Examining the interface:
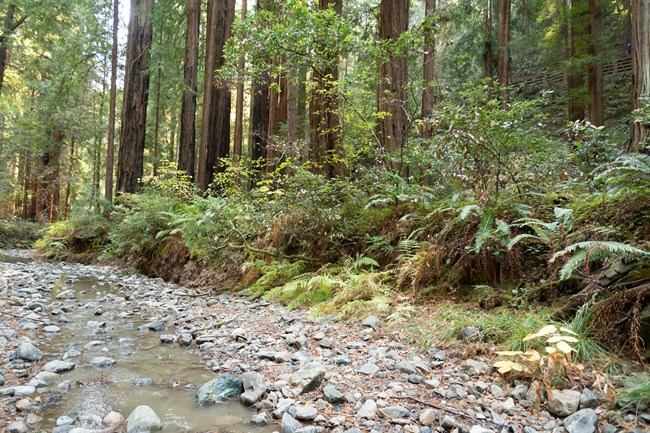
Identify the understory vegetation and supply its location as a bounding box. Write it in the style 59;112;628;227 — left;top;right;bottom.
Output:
33;87;650;374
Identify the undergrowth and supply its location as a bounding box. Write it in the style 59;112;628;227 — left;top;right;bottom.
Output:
31;85;650;364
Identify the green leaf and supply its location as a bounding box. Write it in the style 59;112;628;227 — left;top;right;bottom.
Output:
507;233;537;250
473;210;494;253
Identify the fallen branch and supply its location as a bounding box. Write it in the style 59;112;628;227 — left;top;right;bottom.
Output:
172;290;210;298
396;395;501;428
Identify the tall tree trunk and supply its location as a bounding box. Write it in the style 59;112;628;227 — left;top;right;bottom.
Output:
152;25;164;177
105;0;119;201
178;0;200;180
421;0;436;138
251;74;269;162
117;0;154;194
266;59;280;172
39;127;63;223
587;0;604;126
287;71;298;143
308;0;343;177
233;0;247;162
250;0;269;168
0;4;15;97
64;137;75;220
631;0;650;149
567;0;586;122
378;0;410;173
484;0;495;85
497;0;511;101
198;0;235;192
22;157;30;220
0;3;26;96
14;150;24;216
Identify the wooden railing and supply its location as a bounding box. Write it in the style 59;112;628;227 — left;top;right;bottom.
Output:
512;56;632;88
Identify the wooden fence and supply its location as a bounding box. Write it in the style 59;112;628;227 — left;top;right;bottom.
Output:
512;56;632;89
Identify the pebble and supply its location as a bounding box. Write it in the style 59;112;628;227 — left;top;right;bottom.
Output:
357;399;377;419
359;362;380;375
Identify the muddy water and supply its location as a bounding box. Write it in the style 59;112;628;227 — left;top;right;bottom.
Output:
37;276;276;433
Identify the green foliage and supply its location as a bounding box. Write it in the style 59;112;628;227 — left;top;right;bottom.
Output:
36;210;110;258
257;254;391;317
0;220;41;248
550;241;650;281
618;374;650;411
102;192;179;260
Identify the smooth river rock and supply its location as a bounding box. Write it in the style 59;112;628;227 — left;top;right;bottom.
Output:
42;360;76;373
126;405;163;433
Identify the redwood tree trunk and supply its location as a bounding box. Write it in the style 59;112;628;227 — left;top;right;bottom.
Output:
233;0;247;162
378;0;409;172
64;137;75;220
105;0;119;201
0;4;25;96
484;0;495;84
421;0;436;138
497;0;511;101
631;0;650;149
178;0;200;180
308;0;343;177
197;0;235;192
152;25;164;177
587;0;604;126
567;0;586;122
117;0;154;194
266;59;280;171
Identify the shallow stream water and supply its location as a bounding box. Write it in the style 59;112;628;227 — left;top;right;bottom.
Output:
1;253;276;433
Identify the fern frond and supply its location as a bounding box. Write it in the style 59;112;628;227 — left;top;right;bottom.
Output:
507;233;537;250
473;210;494;253
459;204;481;220
550;241;650;280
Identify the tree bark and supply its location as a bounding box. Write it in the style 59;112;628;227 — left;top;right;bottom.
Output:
497;0;511;101
631;0;650;149
308;0;343;177
567;0;586;122
421;0;436;138
266;59;280;171
105;0;119;201
233;0;247;162
287;70;298;143
484;0;495;85
117;0;154;194
378;0;410;172
0;3;26;97
197;0;235;192
178;0;200;180
64;136;75;220
152;25;163;177
587;0;604;126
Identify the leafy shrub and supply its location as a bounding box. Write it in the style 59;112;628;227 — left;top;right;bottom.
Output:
0;219;41;248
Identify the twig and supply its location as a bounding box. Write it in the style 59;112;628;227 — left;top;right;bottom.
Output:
172;290;210;298
396;395;501;427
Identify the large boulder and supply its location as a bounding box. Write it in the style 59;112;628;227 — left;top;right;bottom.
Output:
289;362;326;394
196;374;244;406
125;405;162;433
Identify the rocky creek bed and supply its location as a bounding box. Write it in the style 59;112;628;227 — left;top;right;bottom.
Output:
0;249;647;433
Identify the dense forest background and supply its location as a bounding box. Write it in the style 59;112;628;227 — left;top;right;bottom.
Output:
0;0;649;366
